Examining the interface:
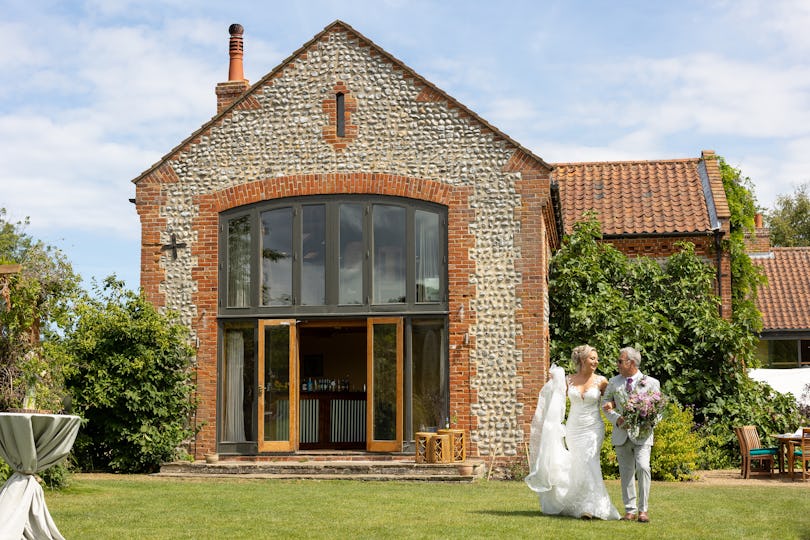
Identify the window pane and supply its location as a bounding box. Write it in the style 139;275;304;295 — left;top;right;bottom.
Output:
373;205;406;304
373;323;397;441
227;216;251;307
415;210;441;303
223;327;256;442
261;208;293;306
339;204;363;305
302;205;325;305
411;320;447;433
264;325;291;441
768;340;799;367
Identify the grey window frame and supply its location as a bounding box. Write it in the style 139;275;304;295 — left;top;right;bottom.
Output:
219;195;448;318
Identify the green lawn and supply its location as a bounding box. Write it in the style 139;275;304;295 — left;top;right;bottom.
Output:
46;475;809;539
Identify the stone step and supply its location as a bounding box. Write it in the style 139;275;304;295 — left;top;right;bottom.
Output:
157;459;484;482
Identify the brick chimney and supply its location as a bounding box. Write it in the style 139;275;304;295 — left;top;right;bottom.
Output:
215;24;250;114
745;212;772;257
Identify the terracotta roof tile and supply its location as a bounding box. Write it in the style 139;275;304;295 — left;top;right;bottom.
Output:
753;248;810;331
552;157;713;236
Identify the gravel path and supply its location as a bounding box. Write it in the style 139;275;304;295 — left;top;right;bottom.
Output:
692;468;810;487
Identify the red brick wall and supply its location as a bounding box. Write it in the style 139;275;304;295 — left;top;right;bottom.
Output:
138;171;489;457
504;149;554;449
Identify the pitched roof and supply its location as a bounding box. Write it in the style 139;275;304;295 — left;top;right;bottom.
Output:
133;20;551;184
752;247;810;332
552;153;725;236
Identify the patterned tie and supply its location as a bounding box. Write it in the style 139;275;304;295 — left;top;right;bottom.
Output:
625;377;633;393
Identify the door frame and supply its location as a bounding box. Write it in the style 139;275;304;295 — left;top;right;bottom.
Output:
257;319;298;452
366;317;404;452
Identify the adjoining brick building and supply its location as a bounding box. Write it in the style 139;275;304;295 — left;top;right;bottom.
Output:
132;21;732;461
552;153;732;320
746;216;810;367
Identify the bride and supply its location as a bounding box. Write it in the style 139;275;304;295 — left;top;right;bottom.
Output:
525;345;620;520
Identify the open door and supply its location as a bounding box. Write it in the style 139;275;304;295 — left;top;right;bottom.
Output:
366;317;403;452
258;319;298;452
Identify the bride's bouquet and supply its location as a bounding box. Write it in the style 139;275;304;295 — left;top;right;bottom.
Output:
622;379;667;440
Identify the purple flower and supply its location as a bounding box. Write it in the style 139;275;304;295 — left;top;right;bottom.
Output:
622;386;667;439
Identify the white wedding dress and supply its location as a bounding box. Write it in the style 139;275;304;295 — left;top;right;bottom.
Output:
525;365;620;520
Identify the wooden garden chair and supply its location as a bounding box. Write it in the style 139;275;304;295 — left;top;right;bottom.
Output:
789;427;810;481
734;425;776;479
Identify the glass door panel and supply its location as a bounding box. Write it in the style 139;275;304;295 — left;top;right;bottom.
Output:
258;320;298;452
366;317;403;451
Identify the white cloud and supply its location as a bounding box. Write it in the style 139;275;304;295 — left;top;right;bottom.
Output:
730;0;810;56
578;53;810;141
0;113;151;235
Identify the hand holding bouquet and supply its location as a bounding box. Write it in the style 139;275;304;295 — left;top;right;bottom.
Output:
622;379;666;440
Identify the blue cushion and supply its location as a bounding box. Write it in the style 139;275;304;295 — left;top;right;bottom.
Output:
750;448;777;456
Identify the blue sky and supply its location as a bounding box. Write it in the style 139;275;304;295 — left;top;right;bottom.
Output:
2;0;809;292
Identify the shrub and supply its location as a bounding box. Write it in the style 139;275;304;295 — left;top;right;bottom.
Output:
0;209;82;412
39;461;72;490
0;456;10;483
650;403;699;480
695;429;736;470
0;456;72;490
600;419;619;479
62;277;197;473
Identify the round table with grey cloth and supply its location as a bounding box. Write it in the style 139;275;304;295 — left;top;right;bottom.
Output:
0;412;81;540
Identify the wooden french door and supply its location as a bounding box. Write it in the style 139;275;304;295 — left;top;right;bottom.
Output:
257;319;298;452
366;317;403;452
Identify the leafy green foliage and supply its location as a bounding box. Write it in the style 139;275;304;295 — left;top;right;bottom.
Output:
767;182;810;247
650;403;700;480
61;277;197;473
717;158;766;344
0;208;82;411
550;216;801;465
0;456;72;489
599;419;619;479
0;456;10;482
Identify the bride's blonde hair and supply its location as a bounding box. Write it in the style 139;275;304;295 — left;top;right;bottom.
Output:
571;344;595;370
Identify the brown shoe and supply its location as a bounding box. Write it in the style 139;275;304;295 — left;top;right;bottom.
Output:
638;512;649;523
620;512;637;521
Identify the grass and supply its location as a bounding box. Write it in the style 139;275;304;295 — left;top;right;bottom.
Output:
46;474;810;540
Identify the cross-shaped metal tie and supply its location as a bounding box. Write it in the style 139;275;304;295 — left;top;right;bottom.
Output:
160;233;187;260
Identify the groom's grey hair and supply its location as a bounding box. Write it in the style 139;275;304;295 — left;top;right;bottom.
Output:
619;346;641;368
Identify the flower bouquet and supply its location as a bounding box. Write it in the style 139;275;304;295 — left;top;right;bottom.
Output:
622;383;667;441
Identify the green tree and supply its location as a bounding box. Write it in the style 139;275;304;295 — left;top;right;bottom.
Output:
549;217;801;463
767;182;810;247
61;277;197;473
0;208;82;411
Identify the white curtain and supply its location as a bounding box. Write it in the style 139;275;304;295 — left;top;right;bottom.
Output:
227;217;251;307
223;331;246;441
417;212;440;302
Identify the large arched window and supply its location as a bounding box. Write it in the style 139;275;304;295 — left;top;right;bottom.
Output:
219;196;448;316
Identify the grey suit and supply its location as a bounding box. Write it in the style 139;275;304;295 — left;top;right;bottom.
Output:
602;372;660;514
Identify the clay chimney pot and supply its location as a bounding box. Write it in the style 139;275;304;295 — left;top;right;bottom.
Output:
228;23;245;81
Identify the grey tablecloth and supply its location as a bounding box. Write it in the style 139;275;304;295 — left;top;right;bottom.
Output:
0;412;81;540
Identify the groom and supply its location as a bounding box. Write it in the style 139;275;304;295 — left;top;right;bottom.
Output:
602;347;660;523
